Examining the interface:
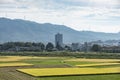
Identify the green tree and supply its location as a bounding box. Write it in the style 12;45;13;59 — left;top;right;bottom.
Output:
65;45;71;51
32;42;38;47
37;42;45;51
40;43;45;51
2;42;15;50
25;42;32;47
14;42;25;47
91;44;101;52
46;42;54;51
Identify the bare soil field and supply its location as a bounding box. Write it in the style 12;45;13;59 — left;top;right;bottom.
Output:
0;66;36;80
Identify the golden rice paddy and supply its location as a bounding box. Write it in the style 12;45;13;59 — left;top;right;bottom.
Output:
0;63;33;67
0;56;120;78
0;56;37;61
65;58;120;62
76;63;120;67
0;56;66;62
17;67;120;77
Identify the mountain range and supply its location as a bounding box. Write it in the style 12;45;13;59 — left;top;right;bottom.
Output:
0;18;120;44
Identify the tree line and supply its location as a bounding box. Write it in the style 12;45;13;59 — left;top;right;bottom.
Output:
0;42;104;52
0;42;119;53
0;42;63;52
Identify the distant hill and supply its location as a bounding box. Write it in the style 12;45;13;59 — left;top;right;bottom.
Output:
0;18;120;44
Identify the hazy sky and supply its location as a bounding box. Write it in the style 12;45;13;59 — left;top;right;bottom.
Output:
0;0;120;33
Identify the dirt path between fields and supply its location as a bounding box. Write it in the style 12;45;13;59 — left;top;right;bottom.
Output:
0;64;71;80
0;66;36;80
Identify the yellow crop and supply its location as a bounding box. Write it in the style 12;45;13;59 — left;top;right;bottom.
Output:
65;58;120;62
76;63;120;67
17;67;120;77
0;63;33;67
0;56;64;62
0;56;38;62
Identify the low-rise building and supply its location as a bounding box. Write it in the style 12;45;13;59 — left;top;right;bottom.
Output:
71;43;79;51
101;46;120;53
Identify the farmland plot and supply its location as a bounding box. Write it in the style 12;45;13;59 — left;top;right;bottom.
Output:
76;63;120;67
0;63;33;67
18;67;120;77
65;58;120;62
0;56;120;80
0;56;38;62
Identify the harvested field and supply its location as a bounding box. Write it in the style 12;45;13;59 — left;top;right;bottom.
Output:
0;67;36;80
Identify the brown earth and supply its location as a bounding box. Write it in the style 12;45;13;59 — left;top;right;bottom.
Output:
0;66;36;80
0;64;71;80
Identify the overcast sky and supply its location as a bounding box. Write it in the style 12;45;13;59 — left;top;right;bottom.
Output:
0;0;120;33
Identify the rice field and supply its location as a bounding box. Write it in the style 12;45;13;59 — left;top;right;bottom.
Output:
0;63;33;67
0;56;38;62
76;63;120;67
65;58;120;62
0;56;120;80
17;67;120;77
36;74;120;80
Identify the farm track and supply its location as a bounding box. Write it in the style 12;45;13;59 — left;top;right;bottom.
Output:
0;66;36;80
0;64;71;80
